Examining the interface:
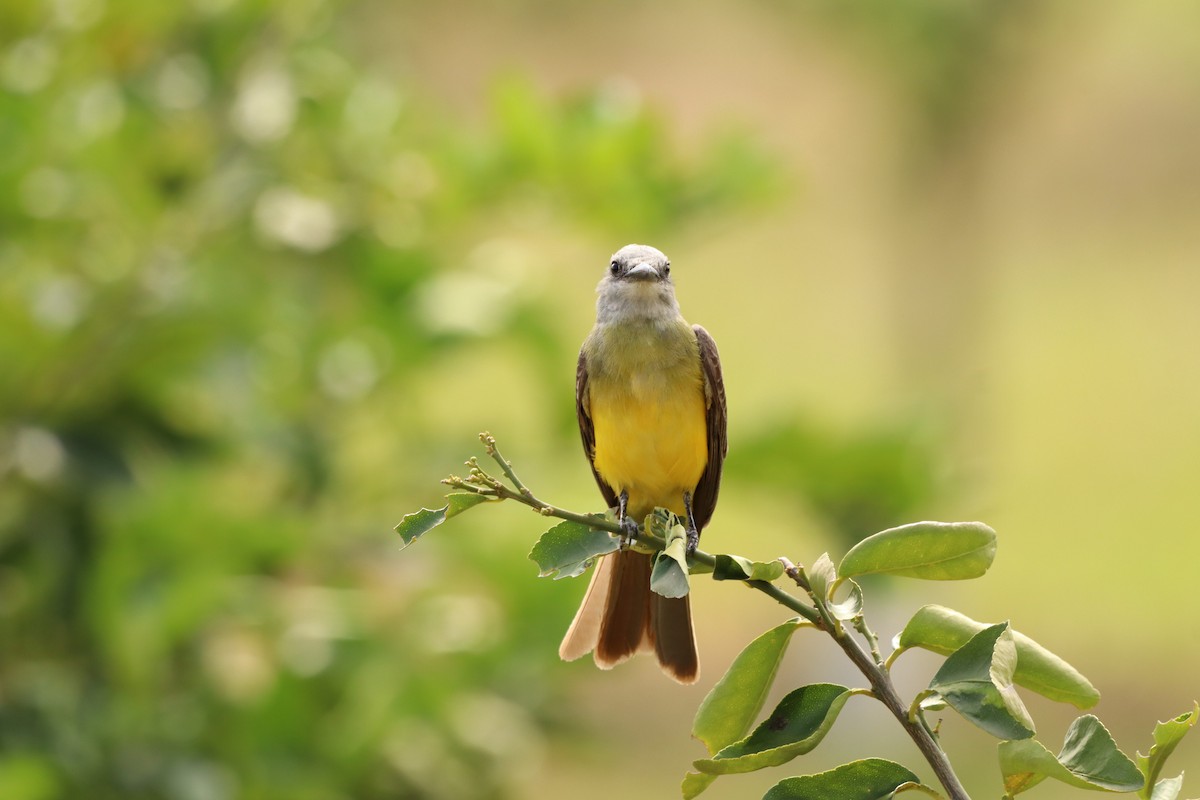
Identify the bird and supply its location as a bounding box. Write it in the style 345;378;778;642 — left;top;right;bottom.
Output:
559;243;727;684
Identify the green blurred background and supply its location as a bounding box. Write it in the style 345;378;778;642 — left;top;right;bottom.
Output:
3;0;1198;797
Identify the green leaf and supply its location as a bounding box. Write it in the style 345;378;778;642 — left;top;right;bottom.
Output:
711;554;785;582
763;759;923;800
445;491;492;518
692;619;806;755
651;523;691;598
681;771;717;800
827;579;863;621
644;507;676;538
394;492;496;551
1000;715;1144;795
896;604;1100;709
693;684;854;775
1149;774;1184;800
805;553;862;621
1137;703;1199;799
929;622;1035;740
1057;715;1144;792
807;552;838;597
839;521;996;581
685;619;807;798
527;519;618;579
395;505;448;550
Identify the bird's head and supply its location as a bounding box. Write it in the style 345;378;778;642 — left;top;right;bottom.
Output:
606;243;671;284
595;244;678;323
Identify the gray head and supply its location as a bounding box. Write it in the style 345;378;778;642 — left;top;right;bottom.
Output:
595;243;679;323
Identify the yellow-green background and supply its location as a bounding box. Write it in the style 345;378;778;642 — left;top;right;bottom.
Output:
2;0;1198;798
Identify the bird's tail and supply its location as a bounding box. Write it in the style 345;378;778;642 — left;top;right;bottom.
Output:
558;549;698;684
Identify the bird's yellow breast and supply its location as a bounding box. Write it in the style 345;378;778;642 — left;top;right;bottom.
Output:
588;358;708;519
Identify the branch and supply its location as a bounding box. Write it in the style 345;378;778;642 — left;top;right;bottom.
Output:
448;434;825;625
444;433;967;800
779;553;968;800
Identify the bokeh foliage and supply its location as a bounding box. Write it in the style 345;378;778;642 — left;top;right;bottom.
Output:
0;1;788;798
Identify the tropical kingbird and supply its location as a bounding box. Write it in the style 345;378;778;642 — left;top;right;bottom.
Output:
559;243;727;684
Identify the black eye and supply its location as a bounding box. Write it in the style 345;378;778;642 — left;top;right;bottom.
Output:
664;262;670;275
609;260;619;275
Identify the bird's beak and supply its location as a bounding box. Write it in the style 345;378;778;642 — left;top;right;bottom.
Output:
625;263;660;281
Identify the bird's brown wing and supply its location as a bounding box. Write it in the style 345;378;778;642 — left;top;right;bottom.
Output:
576;349;619;510
691;325;727;531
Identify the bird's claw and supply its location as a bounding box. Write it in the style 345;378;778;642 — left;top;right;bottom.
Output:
682;491;700;556
618;515;639;550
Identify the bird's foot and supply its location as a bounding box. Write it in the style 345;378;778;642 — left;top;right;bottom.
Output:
618;514;639;549
682;491;700;555
616;489;639;549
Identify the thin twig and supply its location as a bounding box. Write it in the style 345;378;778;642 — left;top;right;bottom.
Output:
480;431;537;500
448;464;822;627
854;615;885;666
